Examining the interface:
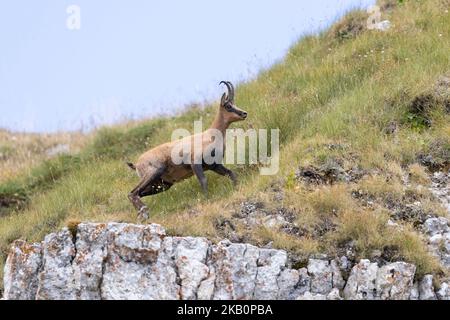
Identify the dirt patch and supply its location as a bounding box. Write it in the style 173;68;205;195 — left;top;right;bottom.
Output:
418;138;449;171
296;161;366;185
383;121;398;135
0;194;27;217
370;245;403;266
236;201;265;218
312;218;337;238
390;203;430;228
221;201;309;240
226;199;339;243
214;217;244;243
335;240;358;265
234;201;297;230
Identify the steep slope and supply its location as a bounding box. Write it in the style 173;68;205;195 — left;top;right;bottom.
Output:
0;0;449;292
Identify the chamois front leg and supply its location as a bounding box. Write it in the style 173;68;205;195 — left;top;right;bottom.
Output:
191;163;208;195
209;164;237;186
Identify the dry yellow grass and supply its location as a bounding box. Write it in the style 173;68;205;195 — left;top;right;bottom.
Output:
358;174;404;202
0;129;86;183
408;163;431;185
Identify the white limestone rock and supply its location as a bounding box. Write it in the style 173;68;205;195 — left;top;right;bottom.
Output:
209;241;259;300
419;275;437;300
423;217;449;236
436;282;450;300
36;229;77;300
1;222;437;301
3;240;42;300
307;259;332;294
409;281;419;300
100;224;178;300
173;236;210;300
343;259;379;300
376;262;416;300
254;248;287;299
73;223;109;300
296;291;327;300
327;288;343;300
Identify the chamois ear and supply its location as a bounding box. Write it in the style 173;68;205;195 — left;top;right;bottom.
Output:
220;92;228;107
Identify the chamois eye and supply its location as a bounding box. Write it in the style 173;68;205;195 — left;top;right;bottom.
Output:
225;104;232;111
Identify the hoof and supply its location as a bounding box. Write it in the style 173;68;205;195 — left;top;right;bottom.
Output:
137;206;150;220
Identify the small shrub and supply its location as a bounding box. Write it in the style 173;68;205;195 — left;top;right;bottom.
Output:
66;219;81;239
285;171;297;190
332;209;388;255
0;181;27;216
306;185;353;216
329;10;367;42
386;228;441;277
408;163;430;185
418;137;450;170
403;81;450;130
404;94;437;129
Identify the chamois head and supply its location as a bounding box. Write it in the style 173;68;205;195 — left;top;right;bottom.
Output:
219;81;247;123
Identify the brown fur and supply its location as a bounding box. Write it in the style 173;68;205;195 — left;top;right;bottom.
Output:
127;81;247;219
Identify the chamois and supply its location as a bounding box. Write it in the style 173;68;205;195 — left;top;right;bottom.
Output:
127;81;247;219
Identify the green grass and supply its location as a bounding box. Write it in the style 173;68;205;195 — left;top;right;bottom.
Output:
1;0;450;288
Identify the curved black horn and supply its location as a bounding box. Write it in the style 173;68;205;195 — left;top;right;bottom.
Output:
219;81;234;102
227;81;235;102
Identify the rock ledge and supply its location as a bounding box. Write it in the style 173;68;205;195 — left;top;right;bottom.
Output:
3;222;449;300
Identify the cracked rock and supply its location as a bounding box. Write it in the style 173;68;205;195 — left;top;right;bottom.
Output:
376;262;416;300
343;260;416;300
0;222;442;300
36;229;76;300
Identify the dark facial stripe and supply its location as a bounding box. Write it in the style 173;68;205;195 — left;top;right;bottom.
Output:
224;103;246;118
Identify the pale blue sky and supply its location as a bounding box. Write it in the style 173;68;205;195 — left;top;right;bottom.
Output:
0;0;375;133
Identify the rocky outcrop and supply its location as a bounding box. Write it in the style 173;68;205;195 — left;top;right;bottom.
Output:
343;260;416;300
423;216;450;269
430;171;449;214
3;222;450;300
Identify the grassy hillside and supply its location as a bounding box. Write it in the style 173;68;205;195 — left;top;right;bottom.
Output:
0;0;449;288
0;130;86;184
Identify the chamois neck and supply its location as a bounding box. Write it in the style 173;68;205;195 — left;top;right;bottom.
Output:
210;110;230;134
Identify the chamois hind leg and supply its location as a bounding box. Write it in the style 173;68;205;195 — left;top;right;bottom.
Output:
209;164;237;186
139;179;173;196
128;166;166;219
